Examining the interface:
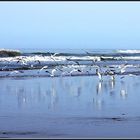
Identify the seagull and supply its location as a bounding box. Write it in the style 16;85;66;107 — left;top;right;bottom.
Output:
118;64;128;74
50;69;57;77
110;74;115;81
47;52;59;61
45;69;56;77
106;70;115;81
10;70;20;74
69;68;82;76
39;66;48;72
7;70;24;76
16;58;27;65
47;52;59;57
128;73;136;77
82;50;99;65
96;68;103;81
52;53;60;57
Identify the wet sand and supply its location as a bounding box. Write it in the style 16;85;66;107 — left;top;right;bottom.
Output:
0;75;140;138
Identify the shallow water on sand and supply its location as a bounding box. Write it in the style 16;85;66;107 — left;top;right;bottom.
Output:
0;75;140;138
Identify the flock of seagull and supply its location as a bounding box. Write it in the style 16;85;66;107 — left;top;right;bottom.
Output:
0;51;137;80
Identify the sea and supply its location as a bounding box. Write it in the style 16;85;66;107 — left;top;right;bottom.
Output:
1;48;140;77
0;49;140;138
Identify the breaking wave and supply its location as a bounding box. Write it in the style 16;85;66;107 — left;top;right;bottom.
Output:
117;49;140;54
0;49;140;77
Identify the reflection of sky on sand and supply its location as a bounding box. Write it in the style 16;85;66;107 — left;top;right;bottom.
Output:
0;75;140;117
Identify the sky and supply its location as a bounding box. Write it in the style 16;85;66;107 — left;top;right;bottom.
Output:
0;2;140;50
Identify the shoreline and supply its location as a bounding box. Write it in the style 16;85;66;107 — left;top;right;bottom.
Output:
0;75;140;138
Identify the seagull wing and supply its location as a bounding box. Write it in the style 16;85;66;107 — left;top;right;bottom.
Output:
40;66;48;71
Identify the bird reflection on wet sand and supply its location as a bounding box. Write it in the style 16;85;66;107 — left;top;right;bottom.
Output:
0;76;137;110
0;75;140;138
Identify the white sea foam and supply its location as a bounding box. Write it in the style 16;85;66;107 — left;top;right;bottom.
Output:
117;50;140;53
0;50;140;77
0;55;101;66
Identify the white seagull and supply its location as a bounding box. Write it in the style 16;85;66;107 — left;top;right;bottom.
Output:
7;70;24;76
39;66;48;72
118;64;128;74
50;69;57;77
106;70;115;81
96;68;103;81
69;69;82;76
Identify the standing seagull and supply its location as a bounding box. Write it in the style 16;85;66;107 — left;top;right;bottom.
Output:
96;68;103;81
50;68;57;77
45;69;56;77
106;70;115;81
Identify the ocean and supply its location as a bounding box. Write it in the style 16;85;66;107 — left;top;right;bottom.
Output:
1;49;140;77
0;49;140;138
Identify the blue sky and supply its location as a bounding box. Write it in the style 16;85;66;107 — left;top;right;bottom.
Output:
0;2;140;50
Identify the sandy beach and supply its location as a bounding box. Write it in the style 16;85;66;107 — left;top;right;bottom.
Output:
0;75;140;138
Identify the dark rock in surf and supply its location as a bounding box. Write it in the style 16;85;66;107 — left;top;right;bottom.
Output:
0;49;21;57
